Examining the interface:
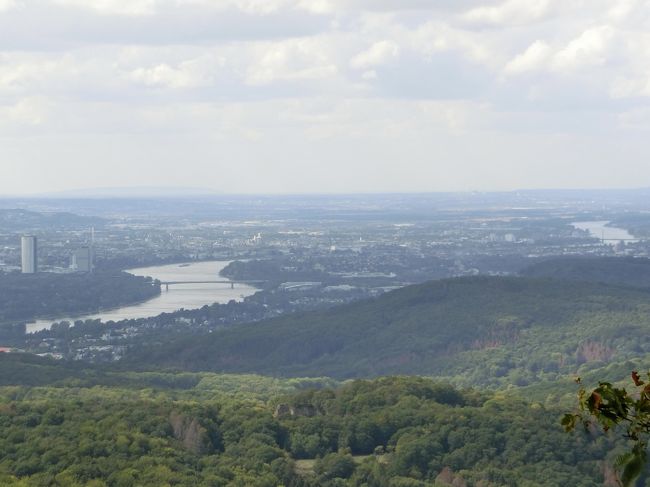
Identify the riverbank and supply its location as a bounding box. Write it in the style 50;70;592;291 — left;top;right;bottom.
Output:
571;220;639;244
26;261;257;333
0;271;161;336
24;294;160;334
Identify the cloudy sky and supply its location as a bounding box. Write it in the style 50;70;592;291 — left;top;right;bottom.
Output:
1;0;650;194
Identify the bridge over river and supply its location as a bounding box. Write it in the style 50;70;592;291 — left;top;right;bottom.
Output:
160;280;266;290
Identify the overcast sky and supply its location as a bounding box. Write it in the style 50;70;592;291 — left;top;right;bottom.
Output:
1;0;649;195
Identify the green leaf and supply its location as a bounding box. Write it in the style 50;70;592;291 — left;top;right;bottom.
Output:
620;453;644;487
561;414;578;432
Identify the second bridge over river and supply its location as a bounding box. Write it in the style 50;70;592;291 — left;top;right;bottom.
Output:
160;280;266;291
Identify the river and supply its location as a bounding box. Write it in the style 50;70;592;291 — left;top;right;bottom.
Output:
572;221;638;244
26;261;257;333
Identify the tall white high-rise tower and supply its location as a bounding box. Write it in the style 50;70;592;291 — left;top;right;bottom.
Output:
21;236;37;274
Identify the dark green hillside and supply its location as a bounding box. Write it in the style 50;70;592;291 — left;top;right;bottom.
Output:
129;276;650;386
522;256;650;289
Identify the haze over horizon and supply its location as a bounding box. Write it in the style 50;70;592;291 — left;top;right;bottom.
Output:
4;185;650;199
2;0;650;194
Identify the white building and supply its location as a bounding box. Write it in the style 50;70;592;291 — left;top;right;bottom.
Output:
71;247;93;272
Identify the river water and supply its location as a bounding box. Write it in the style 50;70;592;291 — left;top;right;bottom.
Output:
572;221;638;244
26;261;257;333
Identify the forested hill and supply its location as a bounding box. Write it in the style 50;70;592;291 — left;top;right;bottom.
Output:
521;256;650;289
129;276;650;386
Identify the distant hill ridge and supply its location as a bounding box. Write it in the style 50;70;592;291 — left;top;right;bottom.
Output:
0;208;104;231
521;256;650;289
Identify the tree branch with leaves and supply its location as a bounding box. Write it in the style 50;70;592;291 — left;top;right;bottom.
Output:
563;372;650;487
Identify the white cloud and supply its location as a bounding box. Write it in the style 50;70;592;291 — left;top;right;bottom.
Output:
611;74;650;98
131;63;201;88
53;0;157;16
175;0;334;15
297;0;333;14
503;26;617;77
409;22;496;67
618;106;650;129
49;0;335;17
0;55;75;93
130;55;225;89
0;97;51;126
328;0;502;13
177;0;288;15
607;0;646;22
350;40;400;70
0;0;17;13
245;39;339;85
551;26;615;71
504;41;551;75
463;0;553;26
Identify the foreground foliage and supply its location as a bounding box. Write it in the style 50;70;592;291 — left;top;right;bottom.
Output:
0;362;623;487
564;372;650;487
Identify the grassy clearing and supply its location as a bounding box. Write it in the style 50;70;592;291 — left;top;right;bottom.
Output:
294;455;387;476
294;459;317;476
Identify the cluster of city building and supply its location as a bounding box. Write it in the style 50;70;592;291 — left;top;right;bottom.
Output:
19;235;93;274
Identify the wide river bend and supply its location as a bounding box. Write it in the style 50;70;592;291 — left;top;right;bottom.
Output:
26;261;256;333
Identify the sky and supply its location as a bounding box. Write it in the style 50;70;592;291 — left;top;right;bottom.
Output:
1;0;650;195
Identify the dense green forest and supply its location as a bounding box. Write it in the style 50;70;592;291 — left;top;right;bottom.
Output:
0;355;630;486
126;276;650;390
0;271;160;325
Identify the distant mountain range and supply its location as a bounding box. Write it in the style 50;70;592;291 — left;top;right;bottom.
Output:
30;186;223;199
